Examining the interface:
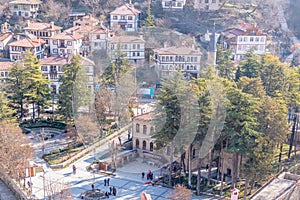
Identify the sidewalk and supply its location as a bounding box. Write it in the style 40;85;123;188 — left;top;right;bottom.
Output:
0;180;17;200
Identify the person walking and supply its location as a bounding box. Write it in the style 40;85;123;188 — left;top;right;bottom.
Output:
104;179;107;186
112;186;117;196
109;186;112;194
91;184;94;191
107;178;110;186
73;165;76;175
142;172;145;179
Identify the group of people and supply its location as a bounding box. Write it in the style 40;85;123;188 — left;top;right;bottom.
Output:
104;178;117;198
142;170;154;181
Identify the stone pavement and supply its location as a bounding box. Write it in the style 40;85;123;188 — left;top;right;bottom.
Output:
0;180;17;200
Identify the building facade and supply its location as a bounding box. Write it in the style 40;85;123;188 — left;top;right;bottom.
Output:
221;24;267;62
9;0;41;18
23;21;62;44
7;35;45;61
194;0;221;11
107;35;145;64
49;31;83;56
110;3;141;32
0;62;13;84
153;46;202;79
40;56;94;94
162;0;186;10
0;32;13;58
73;14;99;27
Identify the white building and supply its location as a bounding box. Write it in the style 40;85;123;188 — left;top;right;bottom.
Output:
110;3;141;32
40;56;94;94
23;21;62;45
73;14;99;27
49;31;83;56
162;0;186;10
0;32;13;58
0;62;13;84
9;0;41;18
7;35;45;61
194;0;221;11
221;24;267;62
107;35;145;64
153;46;202;79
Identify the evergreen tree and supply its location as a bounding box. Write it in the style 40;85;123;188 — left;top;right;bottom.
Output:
57;55;91;120
143;0;155;28
238;51;262;79
216;45;236;80
0;91;15;122
23;51;51;119
6;61;31;121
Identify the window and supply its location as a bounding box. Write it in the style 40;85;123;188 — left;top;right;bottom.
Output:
136;123;140;133
128;16;133;20
136;139;139;148
243;37;248;42
96;35;100;39
150;142;154;152
261;37;265;42
205;0;209;3
192;148;196;158
143;125;147;135
53;49;58;53
113;16;117;20
67;41;72;46
41;66;47;71
255;37;259;42
121;16;125;20
142;141;146;150
132;44;136;49
194;57;197;62
150;127;154;134
127;24;133;28
133;52;136;56
94;42;98;47
53;40;58;45
123;44;128;49
250;37;254;42
177;2;182;7
212;0;216;3
137;44;140;49
67;49;72;54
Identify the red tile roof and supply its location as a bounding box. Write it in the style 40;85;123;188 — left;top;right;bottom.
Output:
51;31;83;40
8;36;45;48
0;32;13;41
0;62;13;70
73;15;99;24
133;112;153;121
110;4;141;15
9;0;41;4
24;22;62;31
40;56;71;66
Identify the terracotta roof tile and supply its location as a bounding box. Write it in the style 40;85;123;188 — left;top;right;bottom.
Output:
133;112;153;121
108;35;144;43
0;32;13;41
40;56;70;66
0;62;13;70
51;31;83;40
110;4;141;15
73;15;99;23
8;36;45;48
154;46;202;55
24;22;62;31
9;0;41;4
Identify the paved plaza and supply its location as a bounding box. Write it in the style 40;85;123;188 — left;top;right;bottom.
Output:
25;130;218;200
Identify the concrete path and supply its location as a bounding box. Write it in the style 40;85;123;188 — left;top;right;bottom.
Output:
0;180;17;200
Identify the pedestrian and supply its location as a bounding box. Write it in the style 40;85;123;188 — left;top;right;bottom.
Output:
142;172;145;179
112;186;117;196
206;164;209;171
27;181;30;188
73;165;76;175
109;186;112;195
91;184;94;191
104;179;107;186
146;173;150;180
107;178;110;186
150;172;153;181
118;136;121;144
105;191;109;198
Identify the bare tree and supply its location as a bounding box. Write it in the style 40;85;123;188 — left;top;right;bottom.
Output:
167;184;193;200
0;123;34;181
45;178;72;200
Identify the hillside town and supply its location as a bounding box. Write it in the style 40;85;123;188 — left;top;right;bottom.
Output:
0;0;300;200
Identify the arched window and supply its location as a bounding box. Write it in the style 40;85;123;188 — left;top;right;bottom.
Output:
150;127;154;134
142;141;147;150
192;148;196;159
136;123;140;133
143;125;147;135
150;142;154;152
136;139;139;148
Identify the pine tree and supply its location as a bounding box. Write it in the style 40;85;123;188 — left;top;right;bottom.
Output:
143;0;155;28
0;91;15;122
238;51;262;79
216;45;236;80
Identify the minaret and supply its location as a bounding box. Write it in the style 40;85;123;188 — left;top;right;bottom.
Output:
207;23;217;68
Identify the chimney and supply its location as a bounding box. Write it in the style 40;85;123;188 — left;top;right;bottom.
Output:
50;21;54;30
